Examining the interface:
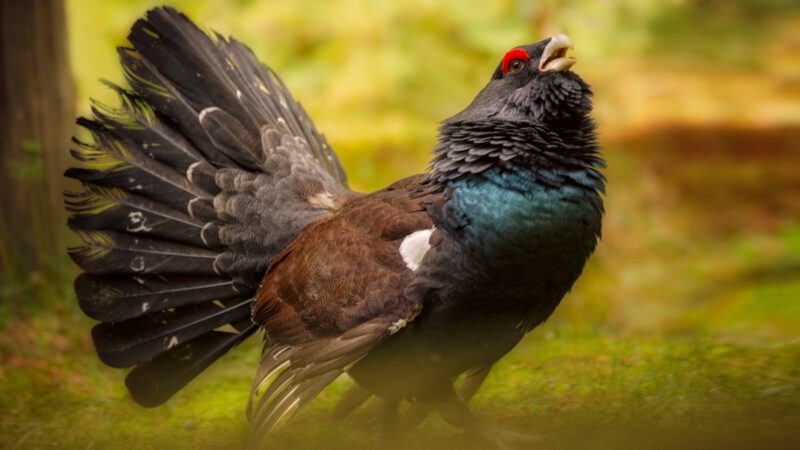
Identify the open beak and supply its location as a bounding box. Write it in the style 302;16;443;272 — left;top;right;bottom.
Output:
539;34;576;72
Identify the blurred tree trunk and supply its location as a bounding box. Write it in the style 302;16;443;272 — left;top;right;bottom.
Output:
0;0;75;276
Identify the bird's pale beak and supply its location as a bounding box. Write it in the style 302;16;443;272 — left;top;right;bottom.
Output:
539;34;576;72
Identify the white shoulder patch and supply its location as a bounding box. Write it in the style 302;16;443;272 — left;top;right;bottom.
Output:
399;228;433;271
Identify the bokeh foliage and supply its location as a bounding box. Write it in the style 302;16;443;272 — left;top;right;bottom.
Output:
1;0;799;449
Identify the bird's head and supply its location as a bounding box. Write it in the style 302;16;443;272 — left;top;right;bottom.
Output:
447;35;592;127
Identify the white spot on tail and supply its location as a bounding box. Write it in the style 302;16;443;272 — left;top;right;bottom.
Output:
167;336;179;349
142;302;150;313
187;197;207;220
236;89;242;99
186;161;202;183
307;191;336;210
399;228;433;271
198;107;220;124
127;211;153;232
130;256;146;272
200;222;216;247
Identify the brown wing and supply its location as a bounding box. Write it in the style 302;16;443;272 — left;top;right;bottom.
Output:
246;174;440;443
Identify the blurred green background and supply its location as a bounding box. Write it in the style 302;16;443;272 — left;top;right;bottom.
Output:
1;0;799;449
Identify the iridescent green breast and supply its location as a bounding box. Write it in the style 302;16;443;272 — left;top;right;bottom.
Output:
438;167;603;286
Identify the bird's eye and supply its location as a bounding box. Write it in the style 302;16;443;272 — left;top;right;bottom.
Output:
508;59;525;74
500;48;530;77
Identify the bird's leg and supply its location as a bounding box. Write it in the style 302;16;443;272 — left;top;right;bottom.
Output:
429;385;546;450
380;398;401;444
331;384;372;421
458;364;493;402
399;400;431;434
399;364;494;433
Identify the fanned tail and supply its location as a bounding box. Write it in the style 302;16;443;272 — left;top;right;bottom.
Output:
66;7;348;407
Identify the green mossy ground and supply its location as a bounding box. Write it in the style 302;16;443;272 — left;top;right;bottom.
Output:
2;299;798;449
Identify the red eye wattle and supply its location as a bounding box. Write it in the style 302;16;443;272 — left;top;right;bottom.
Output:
501;48;529;77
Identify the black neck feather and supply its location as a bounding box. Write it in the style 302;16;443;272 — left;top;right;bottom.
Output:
427;117;602;187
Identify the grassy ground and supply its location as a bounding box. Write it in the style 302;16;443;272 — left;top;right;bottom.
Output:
2;290;798;450
2;1;800;449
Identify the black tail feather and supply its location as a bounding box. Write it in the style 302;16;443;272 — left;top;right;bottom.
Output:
126;323;258;407
65;186;207;248
68;118;209;211
117;46;233;167
128;10;262;141
198;107;262;171
69;231;218;275
92;300;252;368
75;274;238;322
185;160;220;194
92;82;204;172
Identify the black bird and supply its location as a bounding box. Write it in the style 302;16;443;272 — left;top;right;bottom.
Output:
66;7;604;448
